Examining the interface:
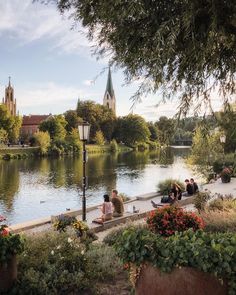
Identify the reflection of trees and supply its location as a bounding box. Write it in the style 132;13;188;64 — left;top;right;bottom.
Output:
158;147;174;165
0;161;20;209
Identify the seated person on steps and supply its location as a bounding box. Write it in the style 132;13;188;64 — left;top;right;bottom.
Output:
151;183;182;208
111;189;124;217
182;179;194;197
190;178;199;194
93;194;113;223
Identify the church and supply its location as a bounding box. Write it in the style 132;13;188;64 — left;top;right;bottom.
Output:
1;68;116;138
103;67;116;114
2;77;17;117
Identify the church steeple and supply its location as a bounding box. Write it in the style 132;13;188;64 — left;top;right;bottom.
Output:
4;77;17;116
103;67;116;114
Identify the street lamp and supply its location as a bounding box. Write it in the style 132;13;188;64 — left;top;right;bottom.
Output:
220;133;226;166
78;122;90;221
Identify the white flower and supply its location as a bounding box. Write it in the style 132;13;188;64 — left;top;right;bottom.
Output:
81;250;85;255
51;250;55;255
56;245;61;249
67;237;73;243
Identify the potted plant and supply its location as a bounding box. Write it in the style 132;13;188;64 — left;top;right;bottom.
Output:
221;167;232;183
0;215;24;292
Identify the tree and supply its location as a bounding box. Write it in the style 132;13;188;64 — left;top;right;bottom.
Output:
114;114;150;146
8;115;22;143
147;122;158;141
66;128;82;152
94;130;105;145
34;131;51;155
64;110;82;132
39;115;67;140
216;107;236;153
76;100;116;141
155;117;175;145
0;128;8;144
0;104;22;143
53;0;236;114
189;126;223;166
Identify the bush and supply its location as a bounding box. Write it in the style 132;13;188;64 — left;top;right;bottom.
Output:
103;223;147;246
147;141;160;150
2;153;12;160
137;142;149;151
157;178;185;194
193;191;212;212
94;130;105;145
110;139;118;152
9;231;125;295
146;206;204;236
201;210;236;233
114;228;236;294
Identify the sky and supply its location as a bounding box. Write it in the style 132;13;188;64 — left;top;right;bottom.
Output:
0;0;226;120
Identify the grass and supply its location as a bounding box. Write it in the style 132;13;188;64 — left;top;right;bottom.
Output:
86;144;132;154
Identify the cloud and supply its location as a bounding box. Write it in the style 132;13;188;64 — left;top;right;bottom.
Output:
83;80;95;86
10;82;103;115
0;0;92;55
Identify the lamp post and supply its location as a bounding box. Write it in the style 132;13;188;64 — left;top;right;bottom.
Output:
78;122;90;221
220;133;226;167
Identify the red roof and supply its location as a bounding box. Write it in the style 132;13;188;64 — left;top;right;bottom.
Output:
22;115;51;126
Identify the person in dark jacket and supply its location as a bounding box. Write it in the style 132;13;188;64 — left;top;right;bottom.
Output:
190;178;199;194
182;179;194;196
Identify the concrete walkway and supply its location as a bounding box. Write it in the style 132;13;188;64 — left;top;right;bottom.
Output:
202;177;236;196
10;177;236;235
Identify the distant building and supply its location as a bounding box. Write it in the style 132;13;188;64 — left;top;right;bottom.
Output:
21;115;52;137
103;67;116;114
2;77;17;116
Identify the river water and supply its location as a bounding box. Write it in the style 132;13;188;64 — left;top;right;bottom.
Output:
0;147;198;225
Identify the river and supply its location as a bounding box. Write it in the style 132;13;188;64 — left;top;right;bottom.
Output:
0;147;198;225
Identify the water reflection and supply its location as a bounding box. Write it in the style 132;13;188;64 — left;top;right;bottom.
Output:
0;147;193;224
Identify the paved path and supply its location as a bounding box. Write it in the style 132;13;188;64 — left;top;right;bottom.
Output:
11;177;236;235
202;177;236;196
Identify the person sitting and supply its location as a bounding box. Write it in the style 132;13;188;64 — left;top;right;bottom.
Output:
190;178;199;194
151;183;181;207
182;179;194;197
111;189;124;217
93;194;113;224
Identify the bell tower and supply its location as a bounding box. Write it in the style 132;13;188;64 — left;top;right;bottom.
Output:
3;77;16;116
103;67;116;114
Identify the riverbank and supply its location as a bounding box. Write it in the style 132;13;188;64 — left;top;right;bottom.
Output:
0;147;39;160
0;144;132;160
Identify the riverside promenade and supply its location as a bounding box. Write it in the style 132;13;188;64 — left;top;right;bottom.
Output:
10;178;236;235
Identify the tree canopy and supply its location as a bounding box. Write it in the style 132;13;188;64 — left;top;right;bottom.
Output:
47;0;236;115
0;104;22;143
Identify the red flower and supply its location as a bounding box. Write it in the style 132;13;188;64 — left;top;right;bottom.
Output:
1;227;10;237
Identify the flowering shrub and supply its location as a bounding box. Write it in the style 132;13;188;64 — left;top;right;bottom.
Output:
146;206;204;236
53;215;88;237
0;215;24;264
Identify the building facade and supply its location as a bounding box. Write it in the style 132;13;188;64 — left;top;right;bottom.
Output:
2;77;17;116
21;115;52;137
103;67;116;114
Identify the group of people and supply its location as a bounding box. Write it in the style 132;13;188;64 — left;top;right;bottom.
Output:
152;178;199;207
94;189;124;223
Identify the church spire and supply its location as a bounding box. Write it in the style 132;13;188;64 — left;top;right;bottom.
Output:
103;67;116;114
105;67;114;98
8;76;11;87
